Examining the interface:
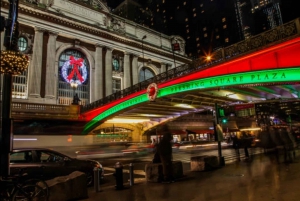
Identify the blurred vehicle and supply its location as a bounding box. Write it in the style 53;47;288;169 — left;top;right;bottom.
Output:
10;148;103;186
122;144;152;156
172;141;193;149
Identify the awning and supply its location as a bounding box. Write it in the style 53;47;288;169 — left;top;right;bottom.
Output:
169;130;187;135
189;130;214;134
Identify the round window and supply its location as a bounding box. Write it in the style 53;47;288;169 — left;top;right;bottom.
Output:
18;37;28;52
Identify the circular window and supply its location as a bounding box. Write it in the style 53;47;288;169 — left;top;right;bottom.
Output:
112;58;120;71
18;37;28;52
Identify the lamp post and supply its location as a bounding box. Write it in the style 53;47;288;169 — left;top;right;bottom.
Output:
1;0;29;177
141;35;146;81
70;82;79;105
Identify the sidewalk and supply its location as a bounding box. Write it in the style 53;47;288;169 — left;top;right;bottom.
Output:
82;151;300;201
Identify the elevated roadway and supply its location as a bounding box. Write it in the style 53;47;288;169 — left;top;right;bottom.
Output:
80;18;300;135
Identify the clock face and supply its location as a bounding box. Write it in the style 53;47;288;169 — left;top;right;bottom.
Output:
112;59;119;71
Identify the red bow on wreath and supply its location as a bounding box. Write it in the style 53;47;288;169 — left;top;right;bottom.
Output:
67;56;84;82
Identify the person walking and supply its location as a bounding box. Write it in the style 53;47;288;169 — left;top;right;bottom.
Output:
157;124;174;183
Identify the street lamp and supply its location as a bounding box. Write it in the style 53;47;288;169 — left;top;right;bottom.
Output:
141;35;147;81
1;0;29;177
70;82;79;105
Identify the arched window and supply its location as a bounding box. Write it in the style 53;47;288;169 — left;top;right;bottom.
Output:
139;67;155;82
58;49;90;105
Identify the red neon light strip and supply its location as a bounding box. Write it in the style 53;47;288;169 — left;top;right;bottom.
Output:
81;37;300;121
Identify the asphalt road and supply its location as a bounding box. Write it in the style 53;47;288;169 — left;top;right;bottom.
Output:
49;143;264;188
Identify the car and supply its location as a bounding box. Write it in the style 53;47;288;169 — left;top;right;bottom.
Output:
9;148;103;186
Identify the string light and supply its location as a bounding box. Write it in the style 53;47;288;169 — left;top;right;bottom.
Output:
0;50;29;75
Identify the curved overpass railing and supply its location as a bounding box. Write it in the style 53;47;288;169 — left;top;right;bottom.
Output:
81;18;300;113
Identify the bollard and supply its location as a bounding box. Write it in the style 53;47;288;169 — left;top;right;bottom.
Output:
129;163;134;186
114;162;124;190
93;167;100;192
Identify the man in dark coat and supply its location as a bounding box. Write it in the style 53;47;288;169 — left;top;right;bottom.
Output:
157;124;174;183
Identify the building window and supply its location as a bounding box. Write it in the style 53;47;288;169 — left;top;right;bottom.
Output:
12;71;27;99
223;24;227;29
112;78;121;93
222;17;226;22
18;37;28;52
203;27;207;31
216;35;220;39
225;38;229;43
139;67;155;82
58;49;90;105
204;33;207;37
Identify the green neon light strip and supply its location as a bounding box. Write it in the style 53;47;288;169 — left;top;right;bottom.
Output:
84;67;300;133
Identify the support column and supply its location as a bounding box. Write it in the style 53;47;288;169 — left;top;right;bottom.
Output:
0;30;5;51
28;27;45;98
94;44;103;101
132;55;138;85
123;52;131;89
45;31;58;100
160;63;167;73
105;47;113;96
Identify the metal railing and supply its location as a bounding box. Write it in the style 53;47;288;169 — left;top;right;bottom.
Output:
81;18;300;113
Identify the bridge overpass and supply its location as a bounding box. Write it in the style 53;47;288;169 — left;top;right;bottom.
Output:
79;18;300;137
8;18;300;142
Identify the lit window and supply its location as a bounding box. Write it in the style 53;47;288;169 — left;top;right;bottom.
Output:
216;35;219;39
196;37;199;41
223;24;227;29
183;2;186;5
204;33;207;37
200;4;203;7
58;49;90;105
170;16;173;19
157;9;159;12
197;43;200;47
177;6;179;9
18;37;28;52
193;8;196;11
225;38;229;42
185;18;188;22
203;27;206;31
186;24;189;27
163;10;165;13
201;10;204;13
222;18;226;22
186;29;189;33
162;0;165;3
193;13;197;17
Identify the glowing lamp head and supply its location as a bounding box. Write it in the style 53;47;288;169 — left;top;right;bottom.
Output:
206;55;211;61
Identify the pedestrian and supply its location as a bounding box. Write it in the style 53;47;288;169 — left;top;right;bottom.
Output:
157;124;174;183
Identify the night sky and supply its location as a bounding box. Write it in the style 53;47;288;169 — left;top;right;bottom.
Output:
106;0;124;9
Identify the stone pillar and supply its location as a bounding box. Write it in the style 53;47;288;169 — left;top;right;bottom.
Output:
45;31;58;99
160;63;167;73
0;30;5;51
132;55;138;85
105;47;113;96
123;52;131;89
28;27;45;98
94;44;103;101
